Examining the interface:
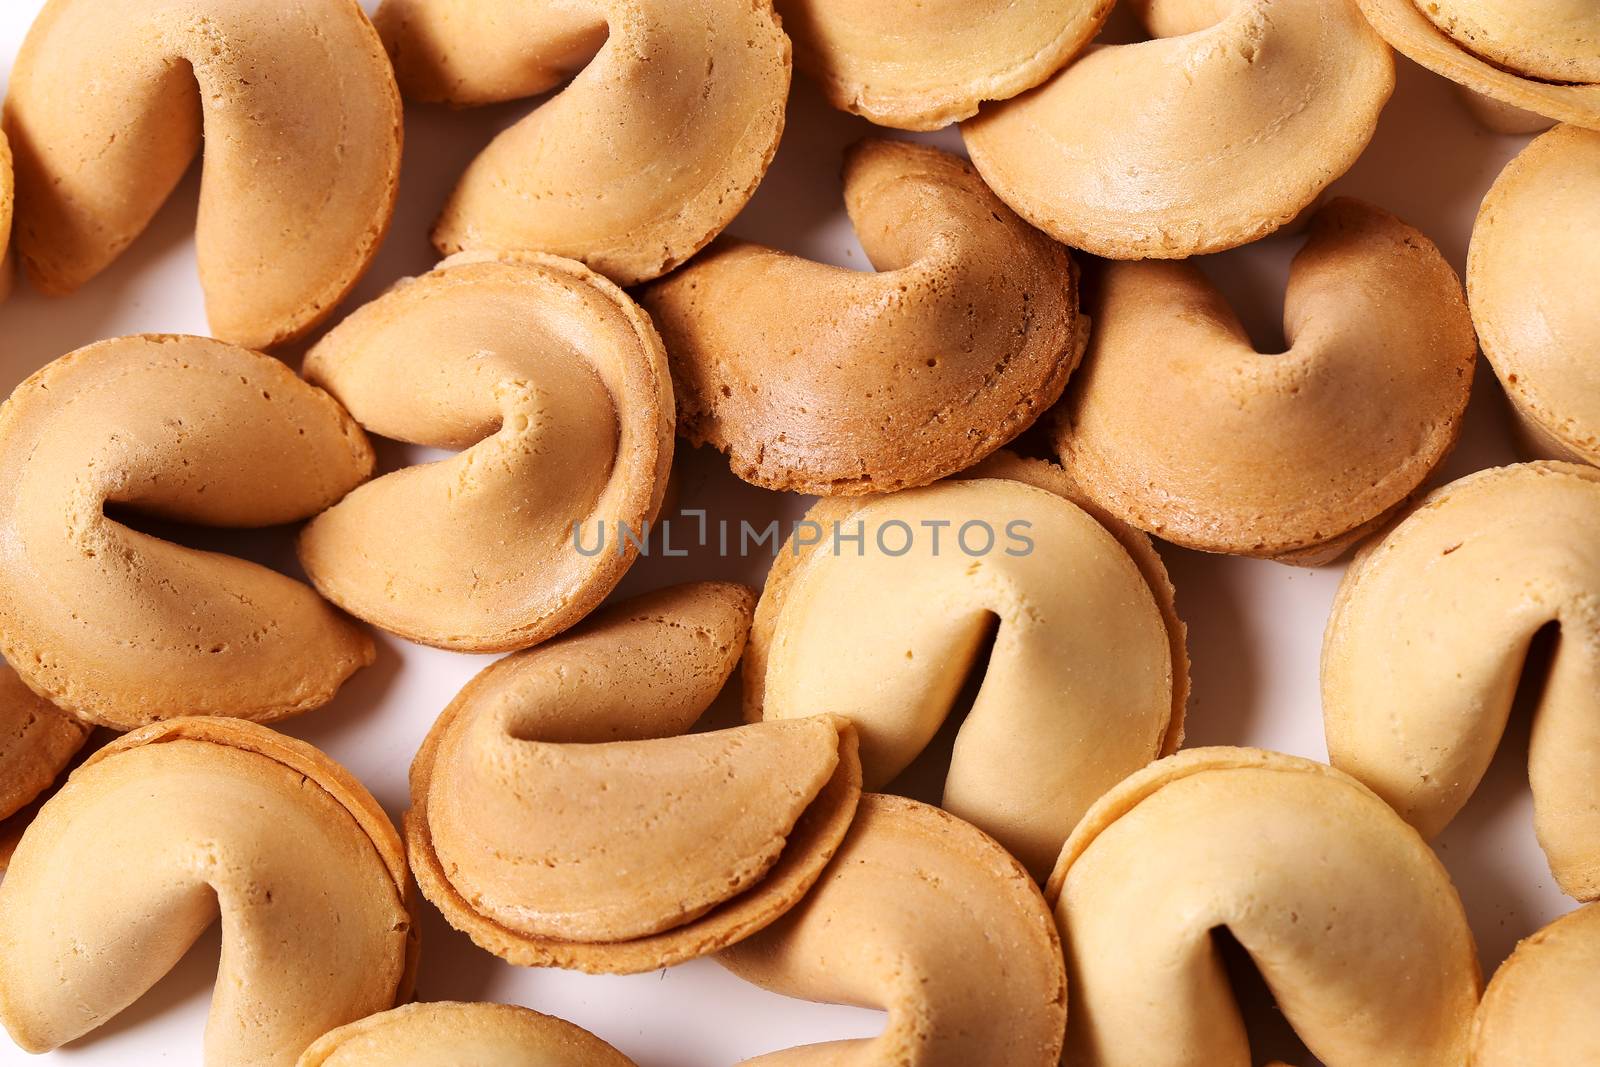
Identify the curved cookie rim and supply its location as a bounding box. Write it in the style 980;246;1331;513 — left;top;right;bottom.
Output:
406;708;863;975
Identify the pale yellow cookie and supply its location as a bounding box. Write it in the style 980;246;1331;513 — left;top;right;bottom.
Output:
962;450;1190;748
640;141;1082;496
299;253;672;653
0;718;414;1067
1359;0;1600;128
964;0;1394;258
299;1003;636;1067
1472;904;1600;1066
1050;747;1481;1067
1470;126;1600;466
721;794;1066;1066
746;474;1181;878
778;0;1113;130
1054;199;1476;562
408;583;863;974
1;0;402;348
0;335;375;729
374;0;789;285
1324;462;1600;900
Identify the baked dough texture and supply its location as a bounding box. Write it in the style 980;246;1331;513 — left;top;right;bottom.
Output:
1049;747;1481;1067
0;718;414;1066
299;1002;636;1067
0;661;88;866
1471;904;1600;1065
963;450;1192;743
1470;125;1600;465
1359;0;1600;128
408;582;863;974
963;0;1394;258
640;140;1082;496
720;794;1067;1066
373;0;789;285
0;335;375;729
1054;198;1476;562
1422;0;1600;83
746;473;1182;878
299;253;673;653
1;0;403;349
1324;462;1600;900
777;0;1113;130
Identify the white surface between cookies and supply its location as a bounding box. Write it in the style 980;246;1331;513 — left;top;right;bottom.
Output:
0;3;1571;1065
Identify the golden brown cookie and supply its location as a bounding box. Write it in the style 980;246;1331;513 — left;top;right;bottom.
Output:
408;582;863;974
963;0;1393;259
1359;0;1600;129
746;473;1182;878
778;0;1113;129
1422;0;1600;83
299;253;673;653
1;0;403;348
299;1003;636;1067
0;335;375;729
0;718;414;1067
1324;462;1600;900
1053;198;1476;562
1050;747;1481;1067
720;794;1066;1066
374;0;789;285
641;140;1081;497
1470;126;1600;466
1472;904;1600;1066
0;662;88;867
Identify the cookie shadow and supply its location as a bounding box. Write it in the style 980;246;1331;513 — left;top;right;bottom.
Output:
1156;546;1265;749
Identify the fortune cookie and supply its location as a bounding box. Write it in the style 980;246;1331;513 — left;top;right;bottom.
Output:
777;0;1114;130
1050;747;1481;1067
2;0;403;348
0;718;414;1066
1324;462;1600;900
1470;125;1600;465
298;253;673;653
0;336;375;729
407;582;863;974
0;662;88;868
299;1003;636;1067
720;794;1066;1066
746;472;1182;878
1357;0;1600;129
641;140;1082;496
1471;904;1600;1066
373;0;789;285
962;450;1192;731
1054;198;1476;562
963;0;1394;258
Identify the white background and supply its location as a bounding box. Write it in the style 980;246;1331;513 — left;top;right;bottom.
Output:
0;4;1572;1064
